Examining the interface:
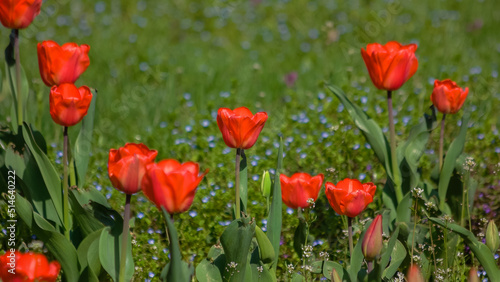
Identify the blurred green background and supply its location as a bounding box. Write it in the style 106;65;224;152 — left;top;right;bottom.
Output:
1;0;499;280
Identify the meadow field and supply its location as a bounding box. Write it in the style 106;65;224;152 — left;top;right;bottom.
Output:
1;0;499;280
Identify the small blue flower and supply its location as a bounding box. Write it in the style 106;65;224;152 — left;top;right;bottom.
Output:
189;211;197;218
148;239;155;244
286;208;294;215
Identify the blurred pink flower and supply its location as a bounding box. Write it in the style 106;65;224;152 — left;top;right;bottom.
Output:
284;72;298;88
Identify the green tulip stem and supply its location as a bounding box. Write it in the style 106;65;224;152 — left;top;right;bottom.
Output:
439;114;446;172
62;126;70;240
348;217;353;258
411;196;418;265
13;29;23;126
119;194;132;282
235;148;242;219
387;91;402;203
428;220;438;272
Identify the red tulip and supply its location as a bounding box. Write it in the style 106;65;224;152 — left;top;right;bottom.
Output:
431;79;469;114
0;0;42;29
362;214;383;261
280;172;324;209
325;178;376;218
406;264;424;282
49;83;92;127
361;41;418;91
108;143;158;194
142;159;208;214
216;107;268;149
37;40;90;87
0;251;60;282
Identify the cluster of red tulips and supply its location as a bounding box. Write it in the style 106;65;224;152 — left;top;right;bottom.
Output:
0;0;472;280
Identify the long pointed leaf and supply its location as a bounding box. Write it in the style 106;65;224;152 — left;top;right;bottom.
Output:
430;217;500;277
327;84;392;180
161;208;188;282
438;113;470;210
15;192;80;281
21;123;63;224
75;88;97;187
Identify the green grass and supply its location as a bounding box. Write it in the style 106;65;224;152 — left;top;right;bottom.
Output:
1;0;499;280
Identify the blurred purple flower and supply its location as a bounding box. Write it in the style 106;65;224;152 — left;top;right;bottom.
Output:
284;72;298;88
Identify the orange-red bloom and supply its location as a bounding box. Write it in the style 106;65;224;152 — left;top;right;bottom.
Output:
216;107;268;149
37;40;90;87
108;143;158;195
142;159;208;214
362;214;383;261
431;79;469;114
49;83;92;127
280;172;324;209
0;251;60;282
0;0;42;29
406;264;424;282
325;178;376;218
361;41;418;91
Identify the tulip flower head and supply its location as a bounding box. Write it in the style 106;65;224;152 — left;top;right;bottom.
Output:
362;214;383;261
280;172;324;209
431;79;469;114
142;159;208;214
108;143;158;195
0;0;42;29
325;178;376;218
406;264;424;282
37;40;90;87
0;251;61;282
361;41;418;91
49;83;92;127
217;107;268;149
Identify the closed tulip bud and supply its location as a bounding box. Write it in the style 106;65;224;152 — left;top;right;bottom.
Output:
261;170;271;198
331;268;341;282
406;264;424;282
362;215;383;261
486;220;499;253
468;267;479;282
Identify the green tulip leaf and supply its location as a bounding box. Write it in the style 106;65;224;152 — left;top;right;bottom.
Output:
379;227;399;270
430;217;499;276
255;226;275;264
75;88;97;188
220;215;256;281
382;239;406;279
161;208;189;282
196;259;224;282
15;192;80;282
22;123;64;225
348;227;365;281
327;84;392;181
438;113;469;211
99;223;134;281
